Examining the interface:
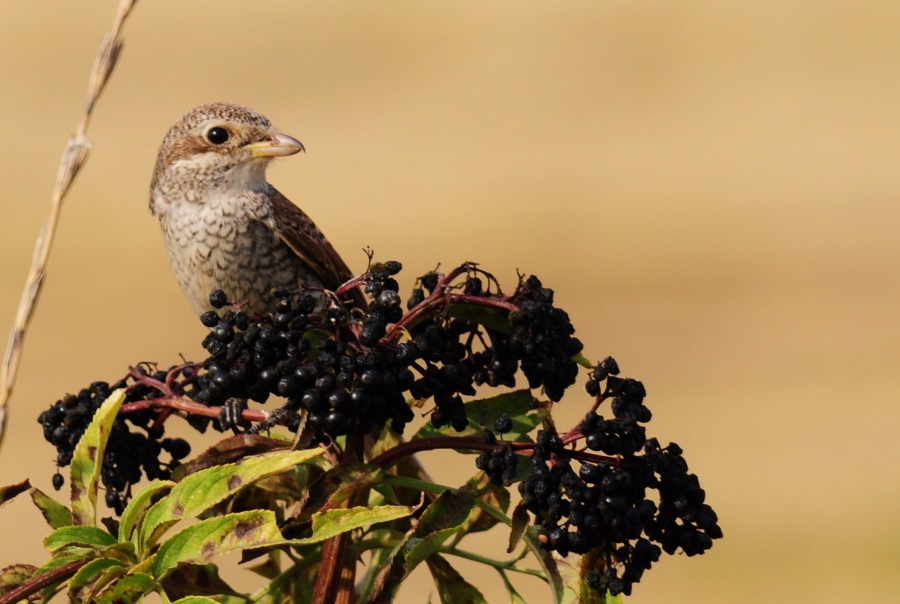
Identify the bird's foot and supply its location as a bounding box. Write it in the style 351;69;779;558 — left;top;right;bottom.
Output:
217;397;251;432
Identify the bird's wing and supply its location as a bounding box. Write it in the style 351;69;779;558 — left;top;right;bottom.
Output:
269;187;366;308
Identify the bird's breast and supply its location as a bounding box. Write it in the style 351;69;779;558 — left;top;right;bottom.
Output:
155;192;319;315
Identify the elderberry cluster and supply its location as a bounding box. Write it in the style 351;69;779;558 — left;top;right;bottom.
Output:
189;262;416;438
475;414;519;486
467;276;582;401
37;378;190;513
38;262;593;513
518;358;722;596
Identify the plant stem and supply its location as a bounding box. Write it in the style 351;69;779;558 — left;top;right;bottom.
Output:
436;546;546;579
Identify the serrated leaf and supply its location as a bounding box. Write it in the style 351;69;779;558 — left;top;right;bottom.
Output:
118;481;173;545
35;550;91;574
95;572;156;603
67;557;125;602
0;479;30;507
29;549;96;601
151;510;284;579
31;487;73;529
173;433;291;480
171;597;222;604
70;389;126;526
141;448;323;550
426;554;487;604
290;503;413;546
0;563;37;591
45;525;117;552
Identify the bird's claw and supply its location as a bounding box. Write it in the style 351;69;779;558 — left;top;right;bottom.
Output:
218;397;251;432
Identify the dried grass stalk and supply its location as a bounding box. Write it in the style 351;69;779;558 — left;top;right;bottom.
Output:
0;0;139;450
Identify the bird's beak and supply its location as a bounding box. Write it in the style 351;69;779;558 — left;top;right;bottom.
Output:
246;132;305;158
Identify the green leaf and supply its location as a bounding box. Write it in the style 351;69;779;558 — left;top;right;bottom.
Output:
453;472;511;542
0;479;30;507
31;487;73;528
551;549;614;604
507;501;530;554
406;491;475;572
150;510;284;579
45;525;117;552
573;352;593;369
95;572;156;604
67;557;125;603
426;554;487;604
118;480;174;545
413;390;542;440
369;491;475;601
99;541;137;565
171;597;222;604
446;302;513;334
518;526;620;604
522;525;568;604
35;549;92;574
290;503;413;546
70;388;126;526
141;448;323;550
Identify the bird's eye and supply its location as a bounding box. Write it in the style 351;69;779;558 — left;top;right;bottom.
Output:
206;127;230;145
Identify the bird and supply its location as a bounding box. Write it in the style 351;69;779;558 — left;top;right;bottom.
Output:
149;102;362;316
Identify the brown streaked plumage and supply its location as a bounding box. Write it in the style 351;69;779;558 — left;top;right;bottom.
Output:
150;102;362;315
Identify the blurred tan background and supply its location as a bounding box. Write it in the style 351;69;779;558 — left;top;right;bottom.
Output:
1;1;898;602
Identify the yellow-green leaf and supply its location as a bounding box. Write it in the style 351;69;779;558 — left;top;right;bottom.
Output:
0;563;37;592
67;557;125;603
151;510;284;579
288;503;412;546
31;487;73;529
70;389;126;526
96;571;156;604
118;480;174;546
141;448;322;550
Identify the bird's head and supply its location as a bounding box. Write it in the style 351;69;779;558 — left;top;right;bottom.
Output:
150;102;304;207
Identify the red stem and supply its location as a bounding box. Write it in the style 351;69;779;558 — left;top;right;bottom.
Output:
0;560;86;604
119;397;271;424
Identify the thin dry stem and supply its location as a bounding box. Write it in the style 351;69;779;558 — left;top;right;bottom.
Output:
0;0;139;451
